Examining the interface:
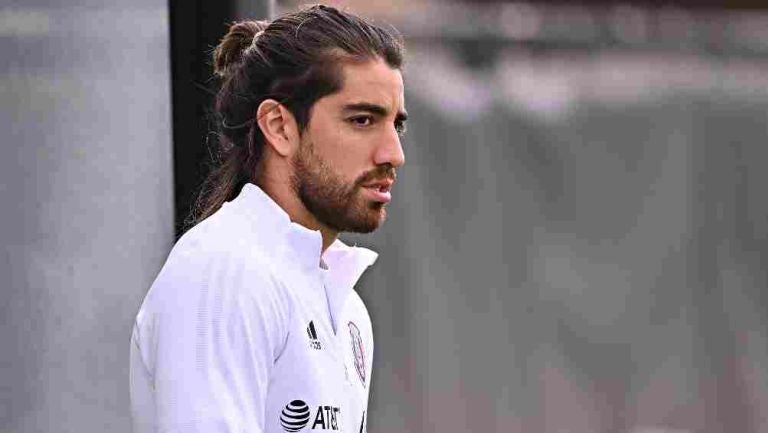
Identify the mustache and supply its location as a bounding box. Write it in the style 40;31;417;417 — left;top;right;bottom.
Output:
357;165;397;186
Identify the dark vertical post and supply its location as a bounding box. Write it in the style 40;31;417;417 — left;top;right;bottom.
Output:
168;0;274;235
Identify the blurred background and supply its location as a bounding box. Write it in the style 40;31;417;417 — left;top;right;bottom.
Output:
1;0;767;432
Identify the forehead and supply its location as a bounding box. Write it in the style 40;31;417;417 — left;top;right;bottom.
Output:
329;58;405;110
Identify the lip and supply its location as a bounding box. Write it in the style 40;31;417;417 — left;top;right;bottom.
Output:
363;187;391;203
361;179;394;203
362;179;394;191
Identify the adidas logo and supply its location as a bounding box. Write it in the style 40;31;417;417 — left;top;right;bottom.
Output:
307;321;322;350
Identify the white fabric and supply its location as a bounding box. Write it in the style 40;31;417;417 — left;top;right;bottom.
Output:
130;184;378;433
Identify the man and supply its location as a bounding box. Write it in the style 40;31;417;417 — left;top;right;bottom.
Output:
129;5;406;433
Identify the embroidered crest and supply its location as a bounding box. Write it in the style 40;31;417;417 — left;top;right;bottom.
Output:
348;321;366;385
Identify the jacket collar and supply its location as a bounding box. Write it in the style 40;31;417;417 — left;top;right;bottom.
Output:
228;183;378;332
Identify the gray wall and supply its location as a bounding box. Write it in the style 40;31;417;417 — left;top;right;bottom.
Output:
0;2;173;432
345;47;768;433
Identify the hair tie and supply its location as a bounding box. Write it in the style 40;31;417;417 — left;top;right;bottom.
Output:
222;118;253;130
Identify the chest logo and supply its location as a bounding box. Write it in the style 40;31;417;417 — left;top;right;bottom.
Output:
280;400;311;432
280;400;341;432
307;321;322;350
348;321;366;385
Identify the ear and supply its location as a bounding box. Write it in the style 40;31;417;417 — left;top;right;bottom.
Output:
255;99;300;157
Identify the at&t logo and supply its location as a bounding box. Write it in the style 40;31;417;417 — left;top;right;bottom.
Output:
280;400;340;432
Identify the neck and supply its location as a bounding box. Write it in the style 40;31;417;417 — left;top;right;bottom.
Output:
289;204;340;254
257;173;339;255
317;226;339;254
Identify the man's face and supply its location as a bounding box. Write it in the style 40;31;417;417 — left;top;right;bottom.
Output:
291;58;407;233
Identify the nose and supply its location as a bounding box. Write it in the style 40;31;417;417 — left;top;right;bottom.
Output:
374;128;405;168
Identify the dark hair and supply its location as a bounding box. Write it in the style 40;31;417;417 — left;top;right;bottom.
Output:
187;4;404;227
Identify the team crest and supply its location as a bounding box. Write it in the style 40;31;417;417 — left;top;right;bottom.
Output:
348;321;365;385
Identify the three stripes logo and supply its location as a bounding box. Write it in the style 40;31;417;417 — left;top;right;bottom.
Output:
307;321;322;350
280;400;311;432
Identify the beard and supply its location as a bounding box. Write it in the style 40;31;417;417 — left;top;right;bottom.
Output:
291;139;394;234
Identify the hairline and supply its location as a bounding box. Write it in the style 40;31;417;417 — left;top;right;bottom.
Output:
299;51;402;133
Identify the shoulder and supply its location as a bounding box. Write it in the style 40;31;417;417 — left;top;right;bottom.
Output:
346;291;371;325
132;211;295;371
136;205;292;327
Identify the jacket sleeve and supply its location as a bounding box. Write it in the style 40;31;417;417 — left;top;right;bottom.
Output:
131;249;291;433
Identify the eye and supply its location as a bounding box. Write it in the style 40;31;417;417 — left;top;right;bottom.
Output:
395;120;407;136
349;115;373;127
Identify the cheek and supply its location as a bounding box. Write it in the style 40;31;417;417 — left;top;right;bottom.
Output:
307;118;374;181
325;138;372;181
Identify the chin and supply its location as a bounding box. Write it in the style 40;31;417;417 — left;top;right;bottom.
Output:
344;205;387;234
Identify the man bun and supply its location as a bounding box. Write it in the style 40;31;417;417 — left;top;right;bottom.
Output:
213;20;269;79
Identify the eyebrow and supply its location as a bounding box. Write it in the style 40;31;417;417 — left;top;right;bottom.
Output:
342;102;408;122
